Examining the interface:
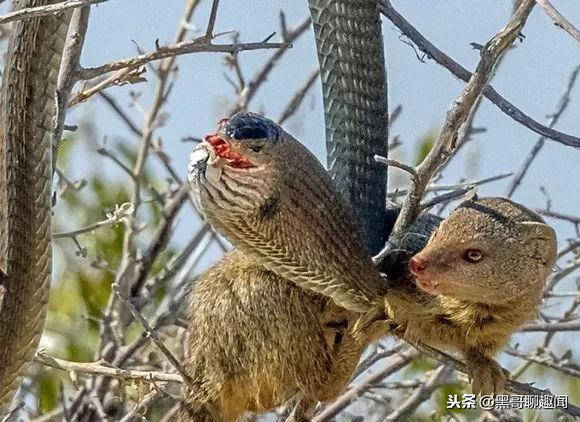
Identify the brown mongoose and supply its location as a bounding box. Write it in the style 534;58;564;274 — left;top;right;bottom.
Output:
385;197;557;395
182;112;389;421
179;250;386;421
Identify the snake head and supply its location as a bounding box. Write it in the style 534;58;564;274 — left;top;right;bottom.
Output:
196;112;282;171
188;112;284;217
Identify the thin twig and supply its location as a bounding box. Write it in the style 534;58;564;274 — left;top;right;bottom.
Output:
229;16;311;114
535;0;580;42
379;0;580;149
278;69;319;125
388;172;513;198
78;38;289;80
375;155;417;180
34;352;183;383
507;65;580;197
0;0;105;25
114;286;194;387
383;366;453;422
313;348;419;422
520;321;580;332
53;202;134;239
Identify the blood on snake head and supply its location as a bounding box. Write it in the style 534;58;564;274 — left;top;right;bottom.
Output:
188;112;286;218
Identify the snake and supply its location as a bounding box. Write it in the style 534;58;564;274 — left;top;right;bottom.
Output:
0;0;390;414
189;3;390;312
0;1;71;413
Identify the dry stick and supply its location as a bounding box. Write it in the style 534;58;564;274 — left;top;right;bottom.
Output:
388;172;513;198
78;37;289;80
520;321;580;332
52;5;91;169
278;69;320;125
535;0;580;42
52;203;133;239
312;349;419;422
0;0;105;25
537;209;580;225
504;348;580;379
377;0;538;264
380;0;580;149
129;184;190;297
507;65;580;197
383;366;454;422
114;286;195;387
229;15;312;115
34;352;183;384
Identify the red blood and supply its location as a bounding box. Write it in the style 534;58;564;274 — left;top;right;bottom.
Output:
205;134;254;169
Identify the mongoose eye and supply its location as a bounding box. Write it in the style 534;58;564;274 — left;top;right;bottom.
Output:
462;249;483;263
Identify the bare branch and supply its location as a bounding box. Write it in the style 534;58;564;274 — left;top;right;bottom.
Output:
313;348;419;422
380;0;580;149
34;352;183;384
383;366;453;422
507;64;580;197
229;16;311;114
114;285;194;387
0;0;105;25
278;69;319;125
78;38;289;81
535;0;580;42
53;202;134;239
384;0;537;246
521;321;580;332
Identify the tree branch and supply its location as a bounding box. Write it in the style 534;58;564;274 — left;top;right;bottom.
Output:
535;0;580;42
380;0;580;149
34;352;183;384
0;0;105;25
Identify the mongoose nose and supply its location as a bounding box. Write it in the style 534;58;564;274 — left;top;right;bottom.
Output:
409;256;428;274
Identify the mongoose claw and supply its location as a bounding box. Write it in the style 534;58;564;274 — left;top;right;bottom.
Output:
466;354;510;396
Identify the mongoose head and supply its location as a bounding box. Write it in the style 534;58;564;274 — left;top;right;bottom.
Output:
408;197;557;305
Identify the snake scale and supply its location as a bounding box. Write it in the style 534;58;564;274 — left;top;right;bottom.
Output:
308;0;388;255
0;0;71;413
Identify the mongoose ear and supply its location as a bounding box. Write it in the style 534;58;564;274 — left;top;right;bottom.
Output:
519;222;557;265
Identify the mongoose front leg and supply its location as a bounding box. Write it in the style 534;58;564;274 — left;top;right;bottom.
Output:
465;350;510;396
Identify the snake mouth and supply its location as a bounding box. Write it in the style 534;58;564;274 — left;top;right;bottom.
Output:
205;133;254;169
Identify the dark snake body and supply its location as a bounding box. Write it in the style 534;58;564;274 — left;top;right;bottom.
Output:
308;0;389;254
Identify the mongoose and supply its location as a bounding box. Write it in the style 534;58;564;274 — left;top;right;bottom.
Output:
384;197;557;395
182;112;389;421
179;250;386;421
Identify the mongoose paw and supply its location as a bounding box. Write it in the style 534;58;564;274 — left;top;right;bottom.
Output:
466;355;510;396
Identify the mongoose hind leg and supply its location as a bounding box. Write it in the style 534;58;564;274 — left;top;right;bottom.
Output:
466;350;510;396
